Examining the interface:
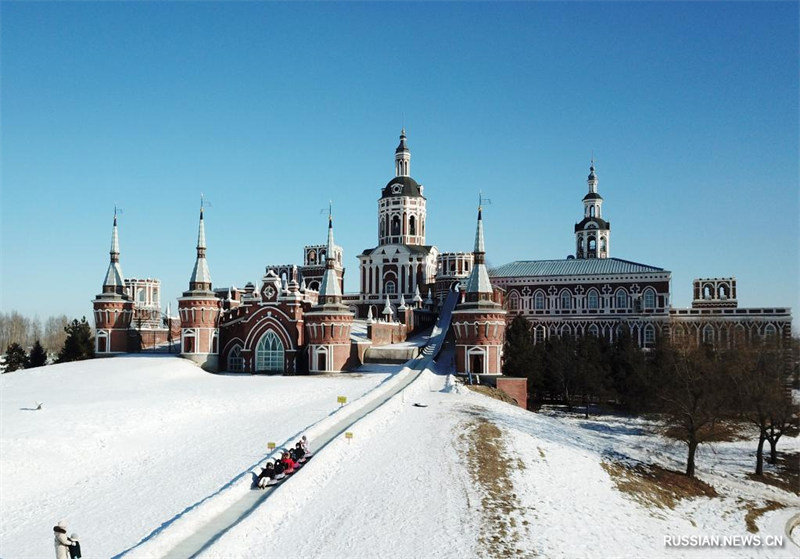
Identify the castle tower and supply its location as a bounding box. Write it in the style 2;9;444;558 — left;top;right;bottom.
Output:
451;206;506;376
378;129;427;247
358;130;439;312
305;209;354;373
574;159;611;259
178;204;222;370
92;211;134;354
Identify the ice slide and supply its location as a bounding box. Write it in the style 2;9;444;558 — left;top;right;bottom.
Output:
117;289;460;559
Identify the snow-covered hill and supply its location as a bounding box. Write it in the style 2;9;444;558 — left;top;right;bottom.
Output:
1;356;798;558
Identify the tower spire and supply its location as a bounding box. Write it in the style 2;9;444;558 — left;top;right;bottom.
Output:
575;158;610;259
189;199;212;291
102;209;126;295
318;202;342;304
465;203;493;299
587;156;598;193
395;129;410;177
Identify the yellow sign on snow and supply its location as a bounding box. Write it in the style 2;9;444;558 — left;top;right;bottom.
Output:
337;396;347;405
267;442;276;450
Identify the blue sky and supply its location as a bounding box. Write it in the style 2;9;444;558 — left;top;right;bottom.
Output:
1;2;798;327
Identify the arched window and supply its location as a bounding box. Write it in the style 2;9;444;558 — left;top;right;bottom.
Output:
702;324;715;345
615;289;628;309
534;326;546;344
315;346;328;372
256;331;284;373
409;215;416;236
534;291;546;310
587;290;599;310
643;325;655;348
588;237;597;254
228;345;244;372
97;331;108;353
643;288;656;309
509;291;520;310
590;206;595;217
600;237;607;252
560;290;572;310
385;281;396;294
764;324;777;340
588;324;599;338
391;215;401;235
182;329;197;354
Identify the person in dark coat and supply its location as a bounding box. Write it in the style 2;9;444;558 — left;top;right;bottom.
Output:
68;533;82;559
257;462;275;489
273;458;286;479
294;442;306;462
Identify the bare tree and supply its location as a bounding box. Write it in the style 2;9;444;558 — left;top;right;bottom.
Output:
656;341;729;478
44;315;71;355
731;340;798;474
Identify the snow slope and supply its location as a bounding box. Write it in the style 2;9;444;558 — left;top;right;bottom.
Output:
2;355;798;558
203;368;800;558
0;356;389;559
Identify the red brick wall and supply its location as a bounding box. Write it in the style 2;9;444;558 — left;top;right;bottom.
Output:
368;322;407;346
497;377;527;410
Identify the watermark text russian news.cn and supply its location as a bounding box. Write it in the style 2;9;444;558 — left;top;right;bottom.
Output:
664;534;785;548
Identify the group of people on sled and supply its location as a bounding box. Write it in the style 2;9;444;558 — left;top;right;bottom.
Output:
256;435;313;489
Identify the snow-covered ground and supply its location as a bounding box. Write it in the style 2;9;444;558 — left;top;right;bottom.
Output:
2;355;798;558
0;356;390;558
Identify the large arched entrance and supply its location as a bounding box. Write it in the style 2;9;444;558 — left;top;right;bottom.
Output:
255;331;285;373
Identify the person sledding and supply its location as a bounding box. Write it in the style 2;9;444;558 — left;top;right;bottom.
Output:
300;435;312;457
293;441;307;463
280;451;298;474
272;457;287;480
256;461;277;489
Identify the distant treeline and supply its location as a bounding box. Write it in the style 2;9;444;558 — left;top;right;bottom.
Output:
0;311;73;355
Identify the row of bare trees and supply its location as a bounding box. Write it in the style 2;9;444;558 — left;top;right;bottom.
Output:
652;341;795;478
503;316;798;478
0;311;72;355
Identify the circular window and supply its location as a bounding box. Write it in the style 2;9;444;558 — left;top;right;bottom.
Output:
392;184;402;194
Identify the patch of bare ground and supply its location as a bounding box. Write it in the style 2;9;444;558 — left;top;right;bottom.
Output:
459;410;530;558
466;384;520;406
601;460;718;510
747;452;800;496
743;500;786;533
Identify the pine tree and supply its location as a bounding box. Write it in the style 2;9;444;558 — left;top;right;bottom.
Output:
28;339;48;368
57;317;95;363
503;315;536;378
4;342;29;372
